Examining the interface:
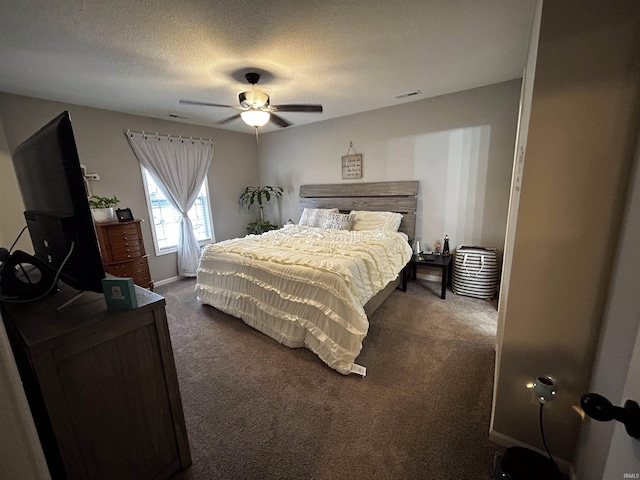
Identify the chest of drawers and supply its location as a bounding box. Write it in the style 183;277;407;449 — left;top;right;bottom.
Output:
95;220;154;290
1;285;191;479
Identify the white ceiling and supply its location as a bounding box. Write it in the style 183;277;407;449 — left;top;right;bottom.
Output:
0;0;536;134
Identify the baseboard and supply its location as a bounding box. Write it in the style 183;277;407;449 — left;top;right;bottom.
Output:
489;429;575;478
154;276;181;287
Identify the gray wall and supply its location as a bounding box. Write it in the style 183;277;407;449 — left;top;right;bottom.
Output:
592;134;640;480
258;80;521;260
575;135;640;477
492;0;640;464
0;93;259;281
0;81;520;281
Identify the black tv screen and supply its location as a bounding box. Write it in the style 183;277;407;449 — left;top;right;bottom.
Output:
11;111;106;293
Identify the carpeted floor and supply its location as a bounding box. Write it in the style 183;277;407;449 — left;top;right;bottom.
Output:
158;277;501;480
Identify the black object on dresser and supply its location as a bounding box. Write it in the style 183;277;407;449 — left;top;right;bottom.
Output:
1;284;191;480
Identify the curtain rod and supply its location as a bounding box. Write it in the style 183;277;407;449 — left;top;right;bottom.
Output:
125;129;214;145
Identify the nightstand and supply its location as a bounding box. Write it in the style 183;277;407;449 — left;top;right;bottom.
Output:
402;253;453;299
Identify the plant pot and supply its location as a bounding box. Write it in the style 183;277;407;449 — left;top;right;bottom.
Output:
91;207;114;223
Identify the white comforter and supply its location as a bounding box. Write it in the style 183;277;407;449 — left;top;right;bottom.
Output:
196;224;412;375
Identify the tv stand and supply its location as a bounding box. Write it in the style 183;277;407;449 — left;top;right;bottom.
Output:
1;283;191;479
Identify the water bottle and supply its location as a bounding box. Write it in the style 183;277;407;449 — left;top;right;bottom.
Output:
443;235;450;255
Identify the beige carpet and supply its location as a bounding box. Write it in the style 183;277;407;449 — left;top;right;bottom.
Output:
158;277;501;480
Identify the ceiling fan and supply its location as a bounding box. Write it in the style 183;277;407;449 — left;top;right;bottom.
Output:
179;72;323;129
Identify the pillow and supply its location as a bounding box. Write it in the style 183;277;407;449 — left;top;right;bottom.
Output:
350;210;403;232
299;208;339;228
323;212;355;230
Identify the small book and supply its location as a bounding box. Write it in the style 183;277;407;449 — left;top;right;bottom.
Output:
102;277;138;310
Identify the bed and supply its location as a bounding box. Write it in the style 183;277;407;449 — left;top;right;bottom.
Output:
196;181;418;375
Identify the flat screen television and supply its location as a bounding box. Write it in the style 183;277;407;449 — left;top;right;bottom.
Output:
8;111;106;295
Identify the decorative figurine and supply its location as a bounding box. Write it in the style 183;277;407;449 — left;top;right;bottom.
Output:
434;242;441;254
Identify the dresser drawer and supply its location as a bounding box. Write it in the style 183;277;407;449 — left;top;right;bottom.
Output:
105;257;151;286
106;223;139;236
108;238;141;249
109;227;142;244
110;245;144;262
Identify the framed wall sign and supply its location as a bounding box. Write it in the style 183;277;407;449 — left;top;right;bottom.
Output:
341;154;362;179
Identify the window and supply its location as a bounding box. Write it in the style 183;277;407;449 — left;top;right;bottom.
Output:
141;168;214;255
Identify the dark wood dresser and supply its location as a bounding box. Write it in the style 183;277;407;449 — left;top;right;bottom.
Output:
94;219;154;290
1;285;191;480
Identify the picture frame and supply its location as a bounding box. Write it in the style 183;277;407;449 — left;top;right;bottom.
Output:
115;207;134;222
102;277;138;309
341;154;362;179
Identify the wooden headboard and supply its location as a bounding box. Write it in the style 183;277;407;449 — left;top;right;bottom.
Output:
299;181;418;241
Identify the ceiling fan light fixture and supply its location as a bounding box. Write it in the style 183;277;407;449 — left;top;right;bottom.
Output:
239;90;270;108
241;110;270;128
180;71;322;130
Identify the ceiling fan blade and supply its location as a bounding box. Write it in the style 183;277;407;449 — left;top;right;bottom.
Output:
179;99;238;109
270;104;323;113
269;113;292;128
219;113;241;124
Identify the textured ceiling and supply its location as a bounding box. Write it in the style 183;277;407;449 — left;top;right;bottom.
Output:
0;0;536;133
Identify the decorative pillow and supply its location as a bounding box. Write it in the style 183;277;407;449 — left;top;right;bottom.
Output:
299;208;339;228
350;210;403;232
323;212;355;230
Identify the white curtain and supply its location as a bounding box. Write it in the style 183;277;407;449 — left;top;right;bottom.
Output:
127;132;214;277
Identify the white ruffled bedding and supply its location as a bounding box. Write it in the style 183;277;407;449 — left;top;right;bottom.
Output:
196;224;413;375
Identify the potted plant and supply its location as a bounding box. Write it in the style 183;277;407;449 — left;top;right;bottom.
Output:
88;195;120;223
239;185;283;234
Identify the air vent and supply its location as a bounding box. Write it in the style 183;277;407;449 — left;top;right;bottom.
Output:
395;90;422;99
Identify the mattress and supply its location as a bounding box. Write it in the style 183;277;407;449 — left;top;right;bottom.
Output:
196;224;412;375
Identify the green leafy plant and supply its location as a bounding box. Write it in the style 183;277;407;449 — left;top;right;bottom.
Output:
247;219;279;235
239;185;283;234
88;195;120;208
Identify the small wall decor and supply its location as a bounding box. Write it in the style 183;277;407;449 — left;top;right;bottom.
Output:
80;164;100;197
341;142;362;179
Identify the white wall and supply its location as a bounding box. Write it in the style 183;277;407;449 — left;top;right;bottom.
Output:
0;108;27;250
0;315;50;480
491;0;542;445
492;0;640;463
601;325;640;478
258;80;521;260
574;135;640;478
0;93;259;281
